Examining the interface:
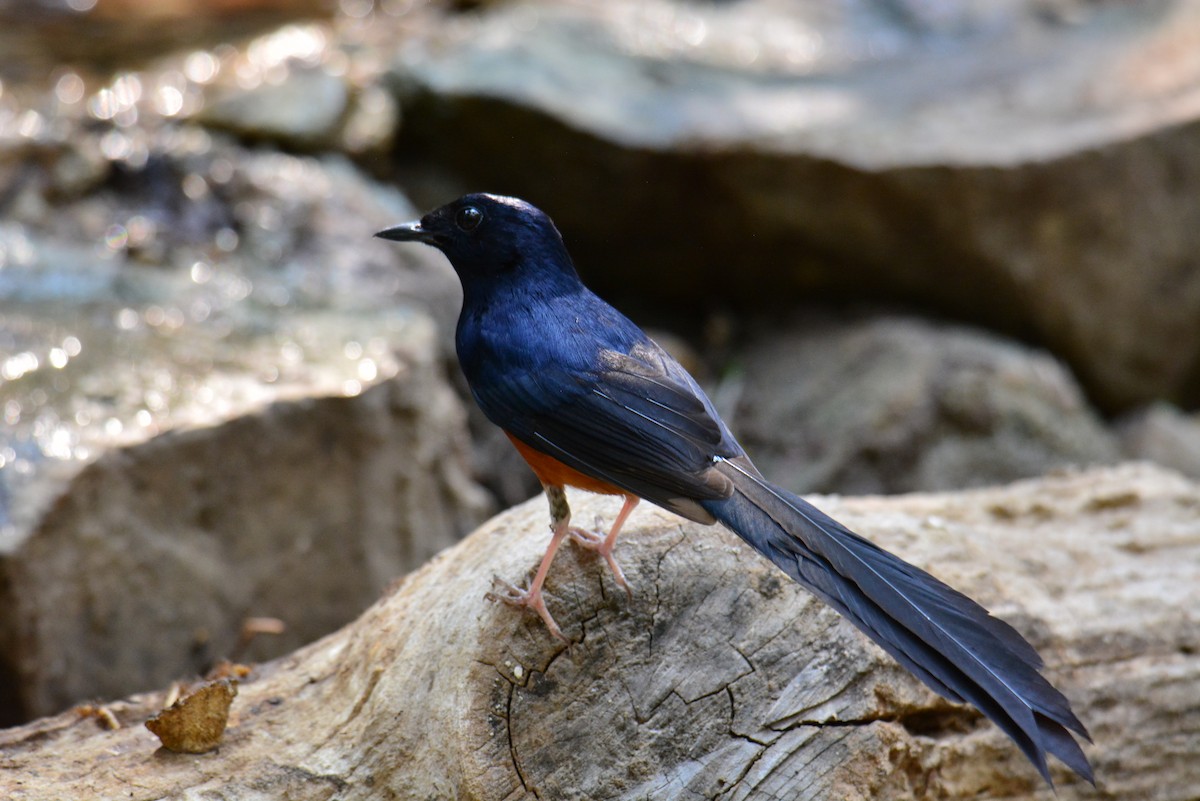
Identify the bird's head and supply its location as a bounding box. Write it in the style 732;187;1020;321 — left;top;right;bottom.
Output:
376;193;577;288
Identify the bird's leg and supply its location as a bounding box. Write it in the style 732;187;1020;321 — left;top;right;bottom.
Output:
485;483;574;641
569;494;639;595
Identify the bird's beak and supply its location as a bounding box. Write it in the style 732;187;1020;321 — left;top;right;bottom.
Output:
374;221;430;242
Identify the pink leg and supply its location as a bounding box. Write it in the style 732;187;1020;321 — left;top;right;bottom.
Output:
485;484;576;641
487;522;570;641
570;494;639;594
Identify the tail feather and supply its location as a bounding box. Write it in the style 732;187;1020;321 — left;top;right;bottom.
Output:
700;457;1093;785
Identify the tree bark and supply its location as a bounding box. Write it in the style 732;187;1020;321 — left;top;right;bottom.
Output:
2;463;1196;800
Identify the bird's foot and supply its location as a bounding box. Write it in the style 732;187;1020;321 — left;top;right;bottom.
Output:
485;576;569;642
569;523;632;597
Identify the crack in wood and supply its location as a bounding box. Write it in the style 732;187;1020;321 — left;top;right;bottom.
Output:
721;730;770;798
502;674;538;799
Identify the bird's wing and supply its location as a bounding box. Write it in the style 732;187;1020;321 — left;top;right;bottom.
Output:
472;338;739;510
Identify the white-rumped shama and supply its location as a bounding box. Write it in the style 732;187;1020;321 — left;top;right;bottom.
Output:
377;193;1092;786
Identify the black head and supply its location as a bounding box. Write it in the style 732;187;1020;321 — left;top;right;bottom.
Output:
376;193;577;286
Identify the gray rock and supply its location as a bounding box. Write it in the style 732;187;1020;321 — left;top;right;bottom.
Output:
0;314;486;721
0;135;487;722
1118;403;1200;480
724;314;1120;495
387;0;1200;411
0;0;330;81
198;66;351;148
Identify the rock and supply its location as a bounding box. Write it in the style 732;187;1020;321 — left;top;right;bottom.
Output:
0;134;487;724
0;310;487;724
725;313;1119;495
0;0;331;81
1118;403;1200;480
199;65;350;148
0;131;464;332
191;24;400;154
1;463;1196;799
387;0;1200;411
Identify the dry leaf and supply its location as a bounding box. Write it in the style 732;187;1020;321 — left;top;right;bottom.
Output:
145;678;238;753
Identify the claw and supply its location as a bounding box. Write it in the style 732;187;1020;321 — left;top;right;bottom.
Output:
487;491;640;639
566;495;640;598
568;525;604;547
486;576;569;642
569;526;631;597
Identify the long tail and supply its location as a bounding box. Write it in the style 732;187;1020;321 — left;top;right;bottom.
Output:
699;457;1092;785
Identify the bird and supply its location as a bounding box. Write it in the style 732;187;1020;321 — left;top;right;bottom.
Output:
376;192;1092;786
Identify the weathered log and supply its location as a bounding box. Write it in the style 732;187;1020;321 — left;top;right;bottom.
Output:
2;463;1196;800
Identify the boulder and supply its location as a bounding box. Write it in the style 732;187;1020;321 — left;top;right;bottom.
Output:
1118;402;1200;480
0;135;487;724
1;463;1195;799
191;24;400;155
198;64;351;149
726;313;1120;494
0;0;330;80
0;310;487;724
387;0;1200;411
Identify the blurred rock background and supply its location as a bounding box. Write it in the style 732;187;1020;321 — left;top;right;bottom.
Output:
0;0;1197;728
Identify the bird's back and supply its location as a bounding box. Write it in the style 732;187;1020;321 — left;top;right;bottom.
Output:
457;279;743;521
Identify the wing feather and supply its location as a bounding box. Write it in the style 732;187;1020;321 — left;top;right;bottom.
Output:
470;336;739;508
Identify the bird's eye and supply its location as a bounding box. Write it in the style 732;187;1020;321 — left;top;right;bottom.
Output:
456;206;483;232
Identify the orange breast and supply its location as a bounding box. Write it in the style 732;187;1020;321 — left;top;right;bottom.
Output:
505;433;626;495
